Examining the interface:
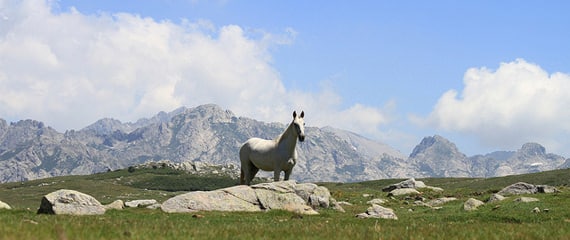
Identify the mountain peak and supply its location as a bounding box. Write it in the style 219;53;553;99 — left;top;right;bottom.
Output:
409;135;456;158
519;143;546;156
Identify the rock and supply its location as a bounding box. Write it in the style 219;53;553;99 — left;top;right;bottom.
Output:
125;199;158;208
255;189;309;212
424;186;444;192
425;197;457;207
382;178;426;192
356;204;398;220
464;198;485;211
330;199;346;213
161;181;337;215
367;198;388;205
497;182;558;196
388;188;420;196
537;185;559;193
161;187;262;213
487;194;507;203
514;197;539;203
104;200;124;210
498;182;537;195
294;183;331;209
0;200;11;210
532;207;541;213
37;189;105;215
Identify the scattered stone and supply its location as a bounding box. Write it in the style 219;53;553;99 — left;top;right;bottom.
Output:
192;214;205;218
146;203;162;209
463;198;485;211
356;204;398;220
425;197;458;207
383;178;426;192
492;205;501;211
532;207;541;213
537;185;559;193
125;199;158;208
37;189;106;215
330;199;346;213
367;198;388;205
104;200;124;210
336;201;352;206
362;194;371;198
388;188;420;197
424;186;444;192
514;197;539;203
0;200;12;210
488;194;507;203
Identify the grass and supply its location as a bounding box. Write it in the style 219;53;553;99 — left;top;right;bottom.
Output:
1;168;570;239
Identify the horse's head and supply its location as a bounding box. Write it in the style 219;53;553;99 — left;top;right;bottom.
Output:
292;111;305;142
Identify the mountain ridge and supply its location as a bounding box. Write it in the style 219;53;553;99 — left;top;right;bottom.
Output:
1;104;568;183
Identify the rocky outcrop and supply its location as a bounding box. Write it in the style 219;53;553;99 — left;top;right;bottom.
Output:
161;181;338;215
37;189;106;215
497;182;559;195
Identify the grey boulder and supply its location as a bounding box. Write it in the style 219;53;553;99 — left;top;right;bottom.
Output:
37;189;105;215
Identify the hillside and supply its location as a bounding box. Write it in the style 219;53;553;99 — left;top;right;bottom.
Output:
1;168;570;239
2;165;570;210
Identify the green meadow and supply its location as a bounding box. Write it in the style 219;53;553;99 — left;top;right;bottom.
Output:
1;168;570;239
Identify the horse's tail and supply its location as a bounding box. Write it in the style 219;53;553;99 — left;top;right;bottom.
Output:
239;142;248;185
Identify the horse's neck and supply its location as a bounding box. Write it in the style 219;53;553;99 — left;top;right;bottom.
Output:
277;123;297;153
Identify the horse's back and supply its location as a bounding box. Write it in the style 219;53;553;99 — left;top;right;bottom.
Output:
240;137;277;171
242;137;276;154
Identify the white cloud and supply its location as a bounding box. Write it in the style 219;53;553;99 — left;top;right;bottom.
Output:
419;59;570;153
0;0;392;139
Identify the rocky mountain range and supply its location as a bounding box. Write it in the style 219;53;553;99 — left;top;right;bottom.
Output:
1;104;569;183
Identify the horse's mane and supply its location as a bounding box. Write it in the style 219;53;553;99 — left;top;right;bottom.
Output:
275;121;295;144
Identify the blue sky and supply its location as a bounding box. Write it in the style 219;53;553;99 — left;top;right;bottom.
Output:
2;0;570;156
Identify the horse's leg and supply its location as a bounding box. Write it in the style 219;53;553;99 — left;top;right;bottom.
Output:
240;168;245;185
248;166;259;185
284;168;292;181
273;168;281;182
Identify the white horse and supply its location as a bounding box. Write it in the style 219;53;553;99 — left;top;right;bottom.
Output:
239;111;305;185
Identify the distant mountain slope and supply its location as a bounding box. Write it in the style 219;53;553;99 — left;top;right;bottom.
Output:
0;104;405;183
1;104;568;183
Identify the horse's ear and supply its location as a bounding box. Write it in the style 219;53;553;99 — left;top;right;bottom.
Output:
300;111;304;118
293;111;297;118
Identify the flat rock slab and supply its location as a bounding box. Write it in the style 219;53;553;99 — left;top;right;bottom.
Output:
37;189;105;215
161;181;327;215
125;199;158;208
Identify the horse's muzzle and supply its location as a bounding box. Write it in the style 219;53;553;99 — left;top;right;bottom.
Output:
298;135;305;142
